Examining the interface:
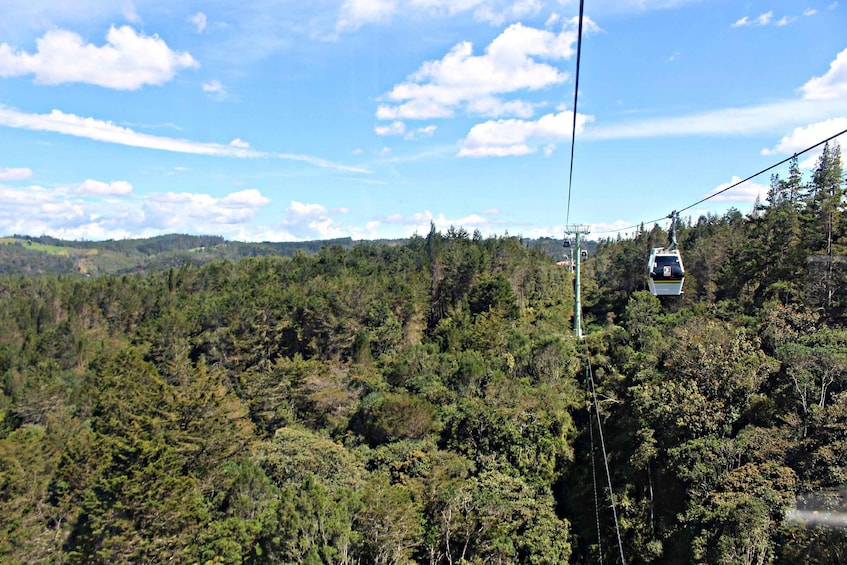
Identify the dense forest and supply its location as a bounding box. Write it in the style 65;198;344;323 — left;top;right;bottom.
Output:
0;142;846;564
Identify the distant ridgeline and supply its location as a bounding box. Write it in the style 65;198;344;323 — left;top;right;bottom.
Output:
0;233;577;277
0;234;357;276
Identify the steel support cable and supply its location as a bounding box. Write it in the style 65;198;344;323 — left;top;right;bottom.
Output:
565;0;586;228
587;364;605;564
582;343;626;564
591;126;847;236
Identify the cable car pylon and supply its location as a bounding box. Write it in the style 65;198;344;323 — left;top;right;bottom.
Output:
564;224;591;340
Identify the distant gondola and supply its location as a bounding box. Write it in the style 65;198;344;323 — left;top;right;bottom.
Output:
647;211;685;296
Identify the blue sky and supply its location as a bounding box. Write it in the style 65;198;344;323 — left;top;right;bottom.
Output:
0;0;845;242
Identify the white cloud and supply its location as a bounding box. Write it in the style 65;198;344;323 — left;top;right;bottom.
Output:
731;11;775;27
801;47;847;100
202;79;228;99
122;0;141;24
375;121;406;136
466;97;539;118
799;154;820;170
756;11;774;25
337;0;397;31
337;0;547;31
203;80;224;93
474;0;542;25
706;176;768;203
229;138;250;149
190;12;208;33
0;184;378;242
761;118;847;155
380;208;507;238
0;167;33;181
0;26;198;90
279;200;346;239
380;146;393;156
376;21;586;121
0;105;370;172
287;201;328;219
584;97;847;140
72;179;133;196
219;188;271;208
733;10;798;27
586;47;846;143
804;8;818;16
459;110;594;157
0;185;90;236
375;121;437;140
0;105;263;157
404;125;438;139
143;189;270;231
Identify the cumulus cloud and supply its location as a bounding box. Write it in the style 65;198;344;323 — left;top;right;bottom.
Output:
801;47;847;100
375;121;406;136
0;185;90;236
72;179;133;196
376;21;587;121
143;189;270;231
0;167;32;181
705;176;768;203
0;184;299;241
380;208;506;237
279;200;346;239
458;45;847;156
0;105;370;172
0;26;198;90
761;118;847;155
459;110;594;157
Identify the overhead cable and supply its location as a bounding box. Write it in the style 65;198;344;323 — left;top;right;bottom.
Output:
592;126;847;235
565;0;586;228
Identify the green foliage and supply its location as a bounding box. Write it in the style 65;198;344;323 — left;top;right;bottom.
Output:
4;199;847;564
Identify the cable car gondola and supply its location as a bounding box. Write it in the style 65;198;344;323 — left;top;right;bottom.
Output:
647;211;685;296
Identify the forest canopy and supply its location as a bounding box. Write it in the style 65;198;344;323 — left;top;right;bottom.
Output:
0;143;846;563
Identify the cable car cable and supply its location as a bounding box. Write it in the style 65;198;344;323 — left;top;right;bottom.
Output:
588;388;605;564
591;126;847;235
565;0;586;228
561;4;625;558
582;341;627;564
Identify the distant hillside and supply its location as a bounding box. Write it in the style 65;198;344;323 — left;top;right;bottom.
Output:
0;234;359;276
0;233;569;277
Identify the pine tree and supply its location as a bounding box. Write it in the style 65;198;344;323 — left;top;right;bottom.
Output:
802;142;846;318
